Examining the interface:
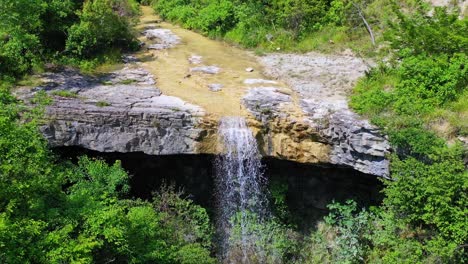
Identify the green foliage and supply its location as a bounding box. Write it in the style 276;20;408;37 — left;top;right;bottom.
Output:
189;0;236;38
152;0;436;53
96;101;111;107
387;5;468;57
66;0;139;58
51;90;78;98
324;200;372;263
269;180;292;224
228;211;299;264
0;0;139;79
384;150;467;243
298;200;373;264
350;3;468;262
393;53;467;115
152;0;339;49
0;88;215;263
350;65;396;115
152;184;214;250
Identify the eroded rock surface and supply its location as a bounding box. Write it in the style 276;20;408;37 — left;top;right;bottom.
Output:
16;17;391;178
21;65;207;155
208;83;223;92
246;52;391;177
102;67;156;85
144;28;181;50
190;65;221;74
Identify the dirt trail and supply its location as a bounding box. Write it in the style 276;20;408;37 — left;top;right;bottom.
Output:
135;6;291;118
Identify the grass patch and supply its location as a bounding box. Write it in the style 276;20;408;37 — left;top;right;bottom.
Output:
51;90;78;98
58;48;125;75
16;75;44;87
290;26;380;56
119;79;136;85
427;90;468;137
96;101;111;107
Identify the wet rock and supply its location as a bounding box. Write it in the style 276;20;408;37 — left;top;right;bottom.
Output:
244;79;278;85
190;65;221;74
33;69;97;93
144;29;181;50
208;84;223;92
189;55;203;64
102;67;156;85
242;87;292;120
122;54;139;64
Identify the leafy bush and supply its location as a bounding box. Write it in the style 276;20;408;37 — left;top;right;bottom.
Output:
66;0;139;58
227;211;299;264
0;87;215;263
153;0;339;49
393;53;467;115
349;3;468;262
188;0;236;37
298;200;373;264
0;0;139;79
323;200;372;263
387;6;468;58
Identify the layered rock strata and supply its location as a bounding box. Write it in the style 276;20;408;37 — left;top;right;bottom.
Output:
21;68;207;155
16;26;391;178
243;53;391;177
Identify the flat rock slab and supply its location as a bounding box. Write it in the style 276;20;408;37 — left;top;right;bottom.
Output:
243;87;292;120
21;68;207;155
188;55;203;64
260;52;370;101
190;66;221;74
243;79;278;85
208;84;223;92
102;67;156;86
144;29;181;50
34;69;97;93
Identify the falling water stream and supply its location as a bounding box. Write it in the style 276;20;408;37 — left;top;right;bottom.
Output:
215;117;269;263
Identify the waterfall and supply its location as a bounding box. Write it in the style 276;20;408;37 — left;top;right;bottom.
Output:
215;117;269;263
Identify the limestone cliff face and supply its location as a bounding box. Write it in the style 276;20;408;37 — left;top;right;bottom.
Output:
16;57;390;178
243;86;390;178
16;43;390;178
19;68;207;155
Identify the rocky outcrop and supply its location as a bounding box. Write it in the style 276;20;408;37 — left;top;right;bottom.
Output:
245;52;391;177
242;87;389;177
16;24;391;178
144;28;181;50
20;67;207;155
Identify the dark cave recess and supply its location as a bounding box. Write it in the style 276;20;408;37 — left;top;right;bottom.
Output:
55;147;383;230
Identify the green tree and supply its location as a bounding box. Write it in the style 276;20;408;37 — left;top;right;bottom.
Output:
0;86;215;263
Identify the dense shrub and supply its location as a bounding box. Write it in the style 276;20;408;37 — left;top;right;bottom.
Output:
0;0;139;79
350;4;468;262
387;6;468;57
227;212;299;264
66;0;139;58
0;87;215;263
153;0;339;47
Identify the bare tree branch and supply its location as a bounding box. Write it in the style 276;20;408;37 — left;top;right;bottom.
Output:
353;3;376;46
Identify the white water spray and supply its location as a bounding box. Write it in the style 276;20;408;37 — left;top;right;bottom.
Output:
215;117;269;263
